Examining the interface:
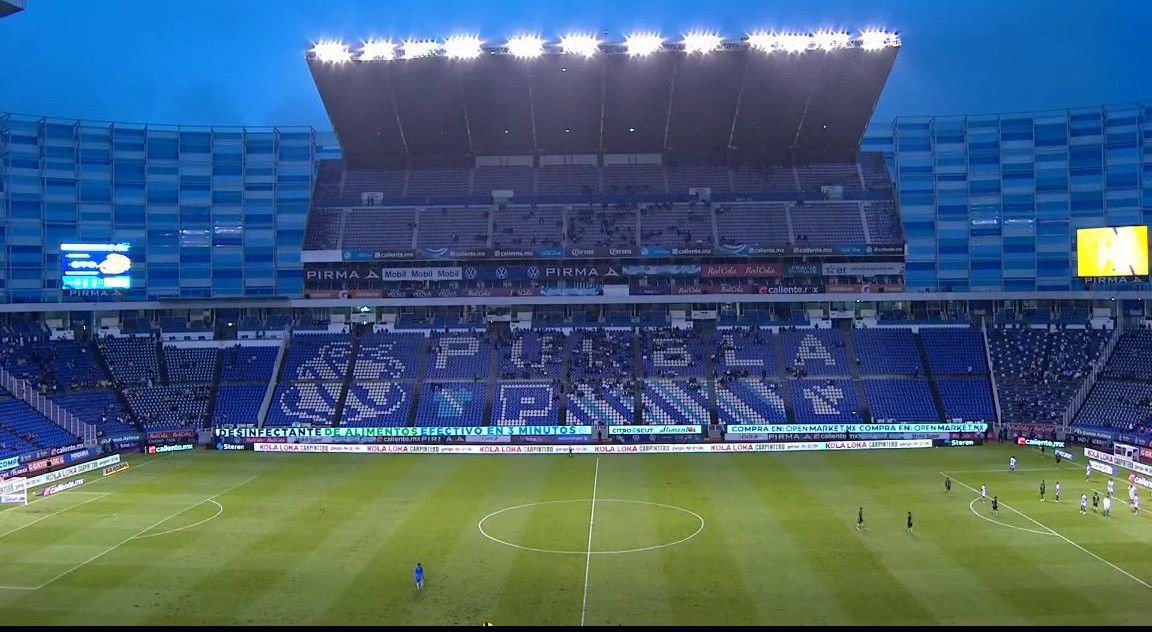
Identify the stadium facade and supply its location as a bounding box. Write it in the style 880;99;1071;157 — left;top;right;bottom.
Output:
2;103;1150;306
865;102;1152;293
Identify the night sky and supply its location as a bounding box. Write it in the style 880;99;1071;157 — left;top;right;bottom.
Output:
1;0;1149;128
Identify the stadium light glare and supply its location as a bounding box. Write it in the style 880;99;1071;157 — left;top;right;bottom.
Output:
359;39;396;61
443;35;484;59
812;30;850;51
507;35;546;58
682;31;722;54
625;32;664;57
777;33;813;53
559;33;600;58
401;39;439;59
860;30;900;51
746;31;776;52
311;40;352;64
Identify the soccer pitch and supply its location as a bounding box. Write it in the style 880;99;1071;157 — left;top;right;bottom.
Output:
1;444;1150;626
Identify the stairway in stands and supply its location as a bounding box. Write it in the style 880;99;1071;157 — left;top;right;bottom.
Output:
914;332;948;421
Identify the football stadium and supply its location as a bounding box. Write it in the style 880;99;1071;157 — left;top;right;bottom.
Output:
2;4;1152;626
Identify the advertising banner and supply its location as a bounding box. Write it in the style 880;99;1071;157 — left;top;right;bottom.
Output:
147;444;195;454
40;478;85;497
0;456;19;472
824;283;907;293
821;262;906;277
217;426;593;439
1089;460;1116;476
727;423;986;434
607;425;701;435
700;263;783;278
252;439;933;455
24;455;120;488
1083;447;1152;477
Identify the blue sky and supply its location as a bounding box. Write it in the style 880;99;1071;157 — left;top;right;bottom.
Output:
0;0;1150;129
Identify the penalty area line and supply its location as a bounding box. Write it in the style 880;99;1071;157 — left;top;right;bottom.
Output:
941;472;1152;591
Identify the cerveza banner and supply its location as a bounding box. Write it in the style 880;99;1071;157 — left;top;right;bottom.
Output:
727;423;986;434
217;426;594;439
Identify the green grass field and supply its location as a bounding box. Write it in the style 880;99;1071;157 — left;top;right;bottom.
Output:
1;443;1151;626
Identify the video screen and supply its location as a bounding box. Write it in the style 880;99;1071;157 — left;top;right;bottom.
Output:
60;243;133;290
1076;225;1149;277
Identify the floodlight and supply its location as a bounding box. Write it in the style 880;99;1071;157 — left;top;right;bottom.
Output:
507;35;546;58
778;33;813;53
860;30;900;51
559;33;600;58
682;31;722;54
311;40;352;64
746;31;776;52
812;30;850;51
401;39;439;59
443;35;484;59
359;40;396;61
624;32;664;57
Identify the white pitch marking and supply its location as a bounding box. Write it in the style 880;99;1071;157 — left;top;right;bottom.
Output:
0;493;110;540
966;497;1054;537
943;472;1152;591
28;474;260;590
477;499;705;554
132;499;224;539
580;457;599;627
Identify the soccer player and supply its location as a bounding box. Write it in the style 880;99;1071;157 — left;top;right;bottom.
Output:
1054;481;1062;502
413;562;425;592
944;476;952;494
1103;495;1112;516
857;506;864;531
1133;493;1141;515
991;496;999;517
1085;463;1092;480
568;445;573;458
1009;456;1017;473
1080;493;1088;515
906;511;913;533
1039;479;1046;501
1092;491;1099;512
980;483;988;502
1108;479;1115;498
1055;451;1062;465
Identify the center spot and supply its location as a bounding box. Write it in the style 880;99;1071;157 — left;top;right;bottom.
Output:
478;499;704;555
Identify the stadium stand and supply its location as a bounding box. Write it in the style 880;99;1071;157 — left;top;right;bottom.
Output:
164;347;218;383
566;379;635;426
414;382;487;426
989;327;1109;424
1074;330;1152;432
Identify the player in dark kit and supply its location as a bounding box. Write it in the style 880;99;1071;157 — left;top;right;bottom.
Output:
906;511;913;533
857;506;864;531
1092;491;1100;512
1040;479;1046;501
991;496;999;517
944;476;951;494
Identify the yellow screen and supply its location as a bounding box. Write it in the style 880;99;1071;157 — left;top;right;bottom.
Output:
1077;225;1149;277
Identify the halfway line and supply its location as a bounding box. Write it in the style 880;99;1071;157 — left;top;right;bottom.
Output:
580;457;600;626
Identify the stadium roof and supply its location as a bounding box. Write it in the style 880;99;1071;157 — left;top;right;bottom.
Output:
307;32;899;167
0;0;25;18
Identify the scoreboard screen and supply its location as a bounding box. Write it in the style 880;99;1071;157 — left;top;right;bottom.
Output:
1076;226;1149;277
60;243;133;290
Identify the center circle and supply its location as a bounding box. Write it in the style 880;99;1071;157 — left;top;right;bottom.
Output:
477;499;705;555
